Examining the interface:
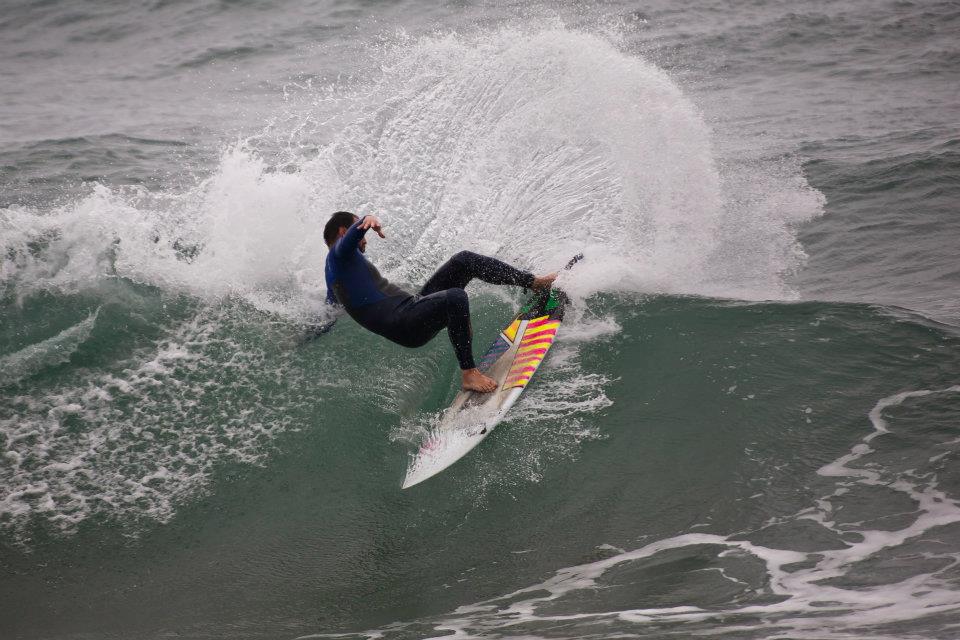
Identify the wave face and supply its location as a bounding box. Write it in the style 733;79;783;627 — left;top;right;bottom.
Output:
2;1;960;639
0;23;821;537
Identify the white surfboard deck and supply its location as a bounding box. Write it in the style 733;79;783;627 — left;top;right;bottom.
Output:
401;282;572;489
401;321;533;489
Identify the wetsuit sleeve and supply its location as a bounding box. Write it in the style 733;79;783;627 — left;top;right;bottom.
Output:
331;216;369;259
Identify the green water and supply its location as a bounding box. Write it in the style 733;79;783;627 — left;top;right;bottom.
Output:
4;291;958;638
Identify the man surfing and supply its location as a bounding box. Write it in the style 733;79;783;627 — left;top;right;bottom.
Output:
323;211;556;392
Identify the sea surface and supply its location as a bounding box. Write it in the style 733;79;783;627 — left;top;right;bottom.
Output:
2;1;960;638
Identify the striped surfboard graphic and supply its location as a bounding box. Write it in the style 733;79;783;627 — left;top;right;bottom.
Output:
502;316;560;389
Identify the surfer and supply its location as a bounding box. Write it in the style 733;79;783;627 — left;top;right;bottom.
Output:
324;211;556;392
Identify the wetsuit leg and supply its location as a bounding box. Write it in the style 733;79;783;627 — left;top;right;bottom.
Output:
392;289;476;369
443;288;474;370
420;251;534;296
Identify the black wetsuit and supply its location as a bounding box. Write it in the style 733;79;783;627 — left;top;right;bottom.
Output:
325;217;534;369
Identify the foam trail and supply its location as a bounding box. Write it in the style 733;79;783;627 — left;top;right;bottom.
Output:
0;308;99;387
0;306;325;538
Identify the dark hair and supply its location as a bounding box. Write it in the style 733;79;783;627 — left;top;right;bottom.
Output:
324;211;358;246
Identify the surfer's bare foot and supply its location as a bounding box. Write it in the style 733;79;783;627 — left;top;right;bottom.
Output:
532;272;557;290
462;368;497;393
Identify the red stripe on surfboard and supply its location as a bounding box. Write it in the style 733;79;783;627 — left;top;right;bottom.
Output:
518;337;554;348
521;328;557;341
508;369;538;379
522;333;556;343
515;347;548;357
525;317;552;329
507;365;538;376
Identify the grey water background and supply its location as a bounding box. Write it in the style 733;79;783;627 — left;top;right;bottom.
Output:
2;1;960;639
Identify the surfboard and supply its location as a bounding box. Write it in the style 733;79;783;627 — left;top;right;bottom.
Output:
401;255;581;489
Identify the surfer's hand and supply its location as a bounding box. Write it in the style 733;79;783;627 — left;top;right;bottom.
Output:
532;272;558;290
359;215;386;238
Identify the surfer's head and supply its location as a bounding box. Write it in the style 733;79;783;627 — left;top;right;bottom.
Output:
324;211;363;251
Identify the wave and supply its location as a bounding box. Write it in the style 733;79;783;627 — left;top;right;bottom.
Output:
3;5;960;640
301;384;960;640
0;23;826;538
1;24;823;317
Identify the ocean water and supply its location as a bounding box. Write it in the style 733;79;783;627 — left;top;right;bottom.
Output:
2;0;959;638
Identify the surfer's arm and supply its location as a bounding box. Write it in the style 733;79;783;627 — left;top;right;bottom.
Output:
332;215;385;258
